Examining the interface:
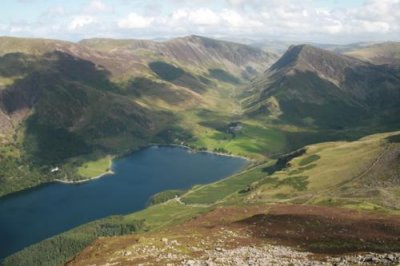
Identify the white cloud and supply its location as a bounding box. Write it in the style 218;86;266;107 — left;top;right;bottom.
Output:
118;13;154;29
68;15;95;30
166;8;262;30
188;8;220;26
169;8;220;26
225;0;247;6
85;0;108;13
221;9;262;28
2;0;400;43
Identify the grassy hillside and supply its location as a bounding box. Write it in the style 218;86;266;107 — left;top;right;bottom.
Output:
245;131;400;212
4;131;400;265
0;51;175;196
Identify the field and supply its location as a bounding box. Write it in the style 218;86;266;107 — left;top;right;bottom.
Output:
191;120;286;159
181;161;271;205
77;156;112;178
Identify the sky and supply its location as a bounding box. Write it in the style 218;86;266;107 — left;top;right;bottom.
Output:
0;0;399;44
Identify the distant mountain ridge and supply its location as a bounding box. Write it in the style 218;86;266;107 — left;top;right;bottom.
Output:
80;35;277;70
0;35;278;81
244;44;400;128
345;42;400;65
0;35;276;135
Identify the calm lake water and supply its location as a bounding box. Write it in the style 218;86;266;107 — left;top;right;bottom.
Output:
0;146;247;259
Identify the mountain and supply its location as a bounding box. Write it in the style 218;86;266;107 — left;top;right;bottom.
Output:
80;35;278;74
0;51;175;195
247;40;372;56
0;36;78;56
345;42;400;65
0;36;277;197
78;35;278;96
243;44;400;129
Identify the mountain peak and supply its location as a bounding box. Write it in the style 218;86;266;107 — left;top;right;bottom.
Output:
270;44;364;78
271;44;334;70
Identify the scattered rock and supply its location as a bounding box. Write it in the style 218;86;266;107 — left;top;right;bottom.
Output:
214;247;223;252
123;250;132;256
170;240;180;246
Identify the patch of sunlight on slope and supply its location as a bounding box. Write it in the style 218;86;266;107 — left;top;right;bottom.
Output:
77;156;112;178
253;131;400;201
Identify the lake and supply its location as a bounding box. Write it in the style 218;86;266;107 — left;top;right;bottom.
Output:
0;146;247;259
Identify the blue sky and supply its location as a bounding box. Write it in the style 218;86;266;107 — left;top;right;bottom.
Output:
0;0;399;43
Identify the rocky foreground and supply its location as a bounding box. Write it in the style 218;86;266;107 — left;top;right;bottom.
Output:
68;205;400;266
182;245;400;266
74;237;400;266
69;229;400;266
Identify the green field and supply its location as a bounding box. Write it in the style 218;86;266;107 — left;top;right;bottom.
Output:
191;120;286;159
181;161;271;204
77;156;112;178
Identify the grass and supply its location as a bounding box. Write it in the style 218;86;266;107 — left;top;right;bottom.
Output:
191;120;286;159
125;201;209;230
208;68;240;84
298;154;320;166
249;131;400;212
77;156;112;178
147;189;186;206
0;76;16;88
278;176;309;191
181;162;269;204
387;134;400;143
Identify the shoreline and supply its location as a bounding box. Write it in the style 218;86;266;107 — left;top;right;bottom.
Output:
53;144;254;185
148;143;255;162
53;170;115;184
54;156;115;184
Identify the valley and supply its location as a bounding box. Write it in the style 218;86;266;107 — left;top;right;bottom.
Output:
0;35;400;265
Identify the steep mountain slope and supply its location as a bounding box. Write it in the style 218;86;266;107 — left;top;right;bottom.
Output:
0;36;278;197
0;51;175;195
346;42;400;65
243;44;400;129
80;35;278;77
